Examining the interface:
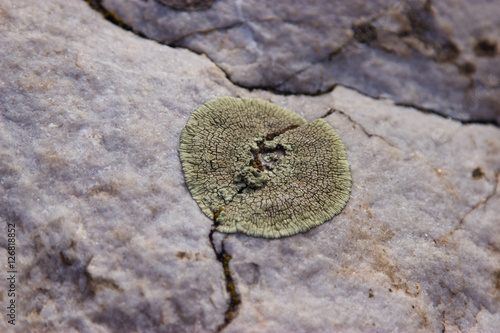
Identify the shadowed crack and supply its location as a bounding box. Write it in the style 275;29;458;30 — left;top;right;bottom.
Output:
85;0;148;38
456;171;499;230
322;108;400;150
395;102;498;126
209;210;240;332
438;171;500;245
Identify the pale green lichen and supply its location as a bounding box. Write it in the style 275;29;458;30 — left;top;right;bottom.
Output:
179;97;351;238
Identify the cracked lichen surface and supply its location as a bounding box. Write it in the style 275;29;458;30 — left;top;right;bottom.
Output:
179;97;351;238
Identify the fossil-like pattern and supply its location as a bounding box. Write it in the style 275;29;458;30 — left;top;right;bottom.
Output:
179;97;351;238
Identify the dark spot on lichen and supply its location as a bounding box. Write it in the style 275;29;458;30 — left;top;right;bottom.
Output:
265;125;300;141
352;22;377;44
474;38;497;57
472;167;485;179
155;0;215;11
213;207;224;220
458;61;477;75
389;288;393;292
368;289;375;298
251;152;264;171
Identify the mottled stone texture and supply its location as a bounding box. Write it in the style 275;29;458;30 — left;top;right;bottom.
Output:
100;0;500;124
0;0;499;332
179;97;351;238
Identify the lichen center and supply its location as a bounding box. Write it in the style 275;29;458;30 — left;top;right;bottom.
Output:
235;125;299;192
251;142;286;171
259;148;285;169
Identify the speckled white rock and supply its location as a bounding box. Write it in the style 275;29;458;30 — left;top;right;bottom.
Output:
0;0;499;332
100;0;500;124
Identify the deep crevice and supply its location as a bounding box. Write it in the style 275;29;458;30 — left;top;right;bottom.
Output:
209;210;240;332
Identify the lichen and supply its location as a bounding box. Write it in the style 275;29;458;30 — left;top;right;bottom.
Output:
179;97;351;238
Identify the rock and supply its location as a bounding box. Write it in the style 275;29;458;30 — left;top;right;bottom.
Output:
0;0;232;331
0;0;499;332
98;0;500;124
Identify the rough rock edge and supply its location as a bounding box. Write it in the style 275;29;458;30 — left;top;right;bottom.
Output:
83;0;499;128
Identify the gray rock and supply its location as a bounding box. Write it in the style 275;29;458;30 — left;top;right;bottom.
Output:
0;0;232;331
99;0;500;124
0;0;499;332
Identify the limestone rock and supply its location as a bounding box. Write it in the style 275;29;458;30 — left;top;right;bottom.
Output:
0;0;499;332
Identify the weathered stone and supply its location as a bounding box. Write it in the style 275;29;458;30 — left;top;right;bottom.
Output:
0;0;499;332
100;0;500;123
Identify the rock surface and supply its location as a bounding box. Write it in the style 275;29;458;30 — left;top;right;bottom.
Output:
99;0;500;124
0;0;499;332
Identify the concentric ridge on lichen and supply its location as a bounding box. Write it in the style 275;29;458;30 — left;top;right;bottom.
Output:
179;97;351;238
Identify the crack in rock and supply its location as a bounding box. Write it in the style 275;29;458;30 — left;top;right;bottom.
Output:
322;108;400;150
455;171;499;232
155;0;216;12
208;217;240;332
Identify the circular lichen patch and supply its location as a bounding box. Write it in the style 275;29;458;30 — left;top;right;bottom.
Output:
179;97;351;238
